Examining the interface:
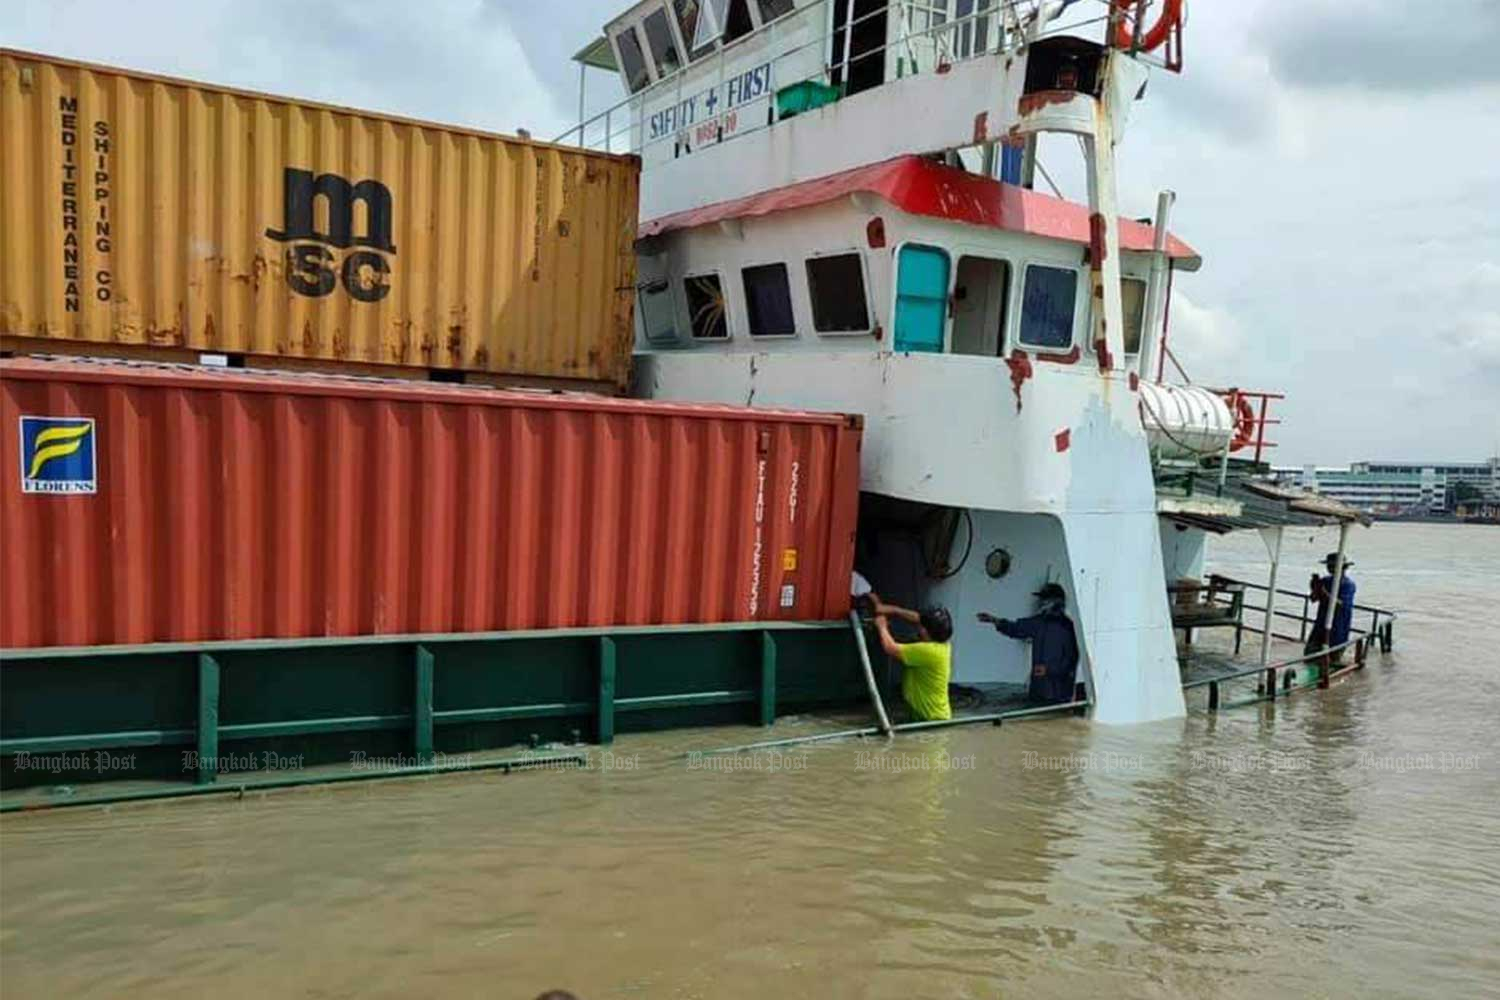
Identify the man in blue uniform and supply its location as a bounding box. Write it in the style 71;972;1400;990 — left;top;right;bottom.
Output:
978;583;1080;705
1306;553;1357;663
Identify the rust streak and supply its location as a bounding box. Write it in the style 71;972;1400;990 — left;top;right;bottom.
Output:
1005;350;1033;412
1035;345;1081;365
1088;212;1108;267
1095;337;1114;372
1018;89;1079;116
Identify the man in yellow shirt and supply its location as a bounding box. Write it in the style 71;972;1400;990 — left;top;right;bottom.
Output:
873;601;953;721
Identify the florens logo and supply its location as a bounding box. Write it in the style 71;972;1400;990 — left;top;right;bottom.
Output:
264;167;396;302
19;416;97;494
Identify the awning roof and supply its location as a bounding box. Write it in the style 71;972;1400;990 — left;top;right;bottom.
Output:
640;155;1202;269
573;36;618;71
1158;474;1373;534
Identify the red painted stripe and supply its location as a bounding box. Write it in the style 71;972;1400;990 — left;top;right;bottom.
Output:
640;155;1201;263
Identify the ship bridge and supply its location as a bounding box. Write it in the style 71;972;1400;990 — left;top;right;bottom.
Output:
564;0;1171;220
572;1;1202;726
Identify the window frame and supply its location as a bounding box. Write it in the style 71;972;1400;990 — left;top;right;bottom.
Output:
889;241;955;354
610;23;656;93
684;269;732;341
1015;261;1082;354
739;260;800;339
804;249;874;337
726;0;773;46
673;0;720;62
610;2;707;93
953;0;996;60
1120;274;1148;358
755;0;796;26
641;4;687;80
637;277;681;345
949;251;1012;357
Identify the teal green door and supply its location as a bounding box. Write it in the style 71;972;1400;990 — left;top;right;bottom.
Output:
893;245;950;353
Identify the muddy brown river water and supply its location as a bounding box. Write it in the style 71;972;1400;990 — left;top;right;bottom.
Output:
2;523;1498;998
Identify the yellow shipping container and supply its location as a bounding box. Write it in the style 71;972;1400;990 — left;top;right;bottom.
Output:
0;50;640;389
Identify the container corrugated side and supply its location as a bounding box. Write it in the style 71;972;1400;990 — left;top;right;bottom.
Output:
0;358;861;649
0;49;640;388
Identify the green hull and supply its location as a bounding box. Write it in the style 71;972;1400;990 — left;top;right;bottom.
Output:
1;622;870;800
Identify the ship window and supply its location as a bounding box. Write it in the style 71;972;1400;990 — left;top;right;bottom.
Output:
691;0;731;49
723;0;755;43
756;0;795;23
1018;264;1077;350
1121;277;1147;355
639;278;679;343
955;0;995;58
830;0;888;94
742;263;796;337
686;273;729;339
951;255;1010;357
806;253;870;333
643;7;684;78
893;244;951;353
615;27;652;93
674;0;717;61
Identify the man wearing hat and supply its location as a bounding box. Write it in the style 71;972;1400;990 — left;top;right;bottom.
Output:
1307;553;1357;662
977;583;1081;705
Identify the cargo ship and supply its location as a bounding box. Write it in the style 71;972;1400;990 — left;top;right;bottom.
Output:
560;0;1392;725
0;3;1397;805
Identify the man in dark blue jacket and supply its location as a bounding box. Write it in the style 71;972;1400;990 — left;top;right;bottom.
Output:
978;583;1080;705
1306;553;1357;663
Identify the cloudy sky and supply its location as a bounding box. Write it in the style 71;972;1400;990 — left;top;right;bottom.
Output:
5;0;1497;464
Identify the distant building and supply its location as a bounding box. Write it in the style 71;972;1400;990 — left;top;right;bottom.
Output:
1269;458;1500;515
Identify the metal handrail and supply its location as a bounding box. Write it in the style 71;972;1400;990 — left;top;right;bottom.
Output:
1175;570;1395;712
1180;635;1365;691
558;0;1111;154
1196;573;1398;644
564;0;1010;149
1211;573;1395;618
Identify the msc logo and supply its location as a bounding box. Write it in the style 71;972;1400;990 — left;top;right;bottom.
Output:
264;168;396;303
19;416;97;495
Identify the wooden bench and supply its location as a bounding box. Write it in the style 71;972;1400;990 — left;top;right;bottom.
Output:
1169;576;1246;650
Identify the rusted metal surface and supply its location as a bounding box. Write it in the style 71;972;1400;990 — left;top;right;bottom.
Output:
1;357;861;649
0;50;640;388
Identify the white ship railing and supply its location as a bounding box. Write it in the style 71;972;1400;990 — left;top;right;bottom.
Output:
555;0;1124;158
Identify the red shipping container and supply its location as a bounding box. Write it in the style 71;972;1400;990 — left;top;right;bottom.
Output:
1;357;861;649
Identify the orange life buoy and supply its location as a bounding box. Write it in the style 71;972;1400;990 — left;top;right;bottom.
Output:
1228;393;1256;452
1112;0;1183;53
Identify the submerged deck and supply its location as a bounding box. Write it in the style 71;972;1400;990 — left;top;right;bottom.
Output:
1;569;1398;812
1174;575;1396;713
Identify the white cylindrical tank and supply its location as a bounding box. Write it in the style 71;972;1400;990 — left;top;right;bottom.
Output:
1139;382;1235;458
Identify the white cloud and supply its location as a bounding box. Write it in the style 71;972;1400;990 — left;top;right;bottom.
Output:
3;0;569;137
1161;290;1245;387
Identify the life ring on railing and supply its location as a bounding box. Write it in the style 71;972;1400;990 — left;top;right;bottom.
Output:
1112;0;1184;53
1228;393;1256;452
